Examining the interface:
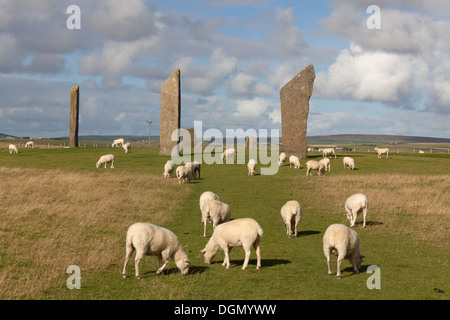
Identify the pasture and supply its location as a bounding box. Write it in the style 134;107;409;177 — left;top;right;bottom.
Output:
0;146;448;300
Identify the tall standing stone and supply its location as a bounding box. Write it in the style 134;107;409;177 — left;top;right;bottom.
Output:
159;69;181;156
69;85;79;148
280;64;315;159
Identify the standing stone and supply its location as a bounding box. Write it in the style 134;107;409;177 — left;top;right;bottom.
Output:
69;85;79;148
245;136;257;150
280;64;315;159
159;69;181;156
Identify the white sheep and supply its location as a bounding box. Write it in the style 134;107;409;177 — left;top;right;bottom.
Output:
112;138;125;148
201;218;263;270
343;157;355;170
163;160;175;178
345;193;369;228
122;222;190;279
323;224;364;278
123;142;131;153
8;144;18;154
280;200;302;238
278;152;287;166
24;141;35;148
176;164;193;184
306;160;325;176
247;159;257;176
96;154;115;168
319;158;331;172
201;199;231;238
221;148;236;160
187;161;201;179
199;191;220;211
321;148;336;159
418;150;425;154
374;147;389;159
289;155;301;169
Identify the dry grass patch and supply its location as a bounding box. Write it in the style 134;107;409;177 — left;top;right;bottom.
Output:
0;166;187;299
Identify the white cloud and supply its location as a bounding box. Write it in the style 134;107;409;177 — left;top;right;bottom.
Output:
233;97;271;118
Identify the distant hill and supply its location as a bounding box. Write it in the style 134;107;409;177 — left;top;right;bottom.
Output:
0;133;19;138
307;134;450;145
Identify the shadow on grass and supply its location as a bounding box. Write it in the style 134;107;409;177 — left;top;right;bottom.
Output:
226;258;291;269
354;221;383;227
141;265;209;277
297;230;321;237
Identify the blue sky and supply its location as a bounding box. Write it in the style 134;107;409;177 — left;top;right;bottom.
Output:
0;0;449;139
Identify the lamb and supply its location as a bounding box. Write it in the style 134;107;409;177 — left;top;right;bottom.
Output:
306;160;325;176
187;161;201;179
8;144;18;154
199;191;220;211
24;141;35;148
122;222;190;279
201;199;231;238
345;193;369;228
221;148;236;160
374;147;389;159
96;154;115;168
247;159;257;175
163;160;175;178
289;155;301;169
280;200;302;238
201;218;263;270
176;164;193;184
112;138;125;148
278;152;287;166
319;158;331;172
123;142;131;153
323;224;364;278
343;157;355;170
321;147;336;159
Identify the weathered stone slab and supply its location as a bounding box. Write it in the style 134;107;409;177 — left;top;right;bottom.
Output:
69;85;79;148
245;136;257;150
280;64;315;159
159;69;181;156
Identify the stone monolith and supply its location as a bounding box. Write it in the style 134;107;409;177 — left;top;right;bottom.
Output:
69;85;79;148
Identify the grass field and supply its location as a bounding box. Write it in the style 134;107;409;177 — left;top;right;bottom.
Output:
0;146;448;300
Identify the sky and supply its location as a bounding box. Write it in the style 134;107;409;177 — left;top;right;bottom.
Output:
0;0;449;139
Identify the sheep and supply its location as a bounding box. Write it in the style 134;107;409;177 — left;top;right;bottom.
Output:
345;193;369;228
24;141;35;148
122;222;190;279
201;199;231;238
187;161;201;179
247;159;257;176
374;147;389;159
8;144;18;154
96;154;115;168
418;150;425;154
201;218;263;270
323;224;364;278
123;142;131;153
199;191;220;211
112;138;125;148
221;148;236;160
321;147;336;159
176;164;193;184
289;155;301;169
163;160;175;178
343;157;355;170
280;200;302;238
278;152;287;166
319;158;331;172
306;160;325;176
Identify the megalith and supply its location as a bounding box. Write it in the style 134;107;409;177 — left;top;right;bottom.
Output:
280;64;315;159
159;69;181;156
69;85;79;148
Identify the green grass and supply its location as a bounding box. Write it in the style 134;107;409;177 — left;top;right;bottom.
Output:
0;146;448;300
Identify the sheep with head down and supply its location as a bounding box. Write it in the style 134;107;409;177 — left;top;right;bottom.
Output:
163;160;175;178
345;193;369;228
280;200;302;238
96;154;115;168
306;160;325;176
201;199;231;238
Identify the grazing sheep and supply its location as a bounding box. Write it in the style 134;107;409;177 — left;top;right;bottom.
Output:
199;191;220;211
374;147;389;159
345;193;369;228
201;218;263;270
187;161;201;179
247;159;257;175
306;160;325;176
278;152;287;166
221;148;236;160
25;141;35;148
321;148;336;159
123;142;131;153
319;158;331;172
163;160;175;178
201;199;231;238
8;144;18;154
323;224;364;278
112;138;125;148
343;157;355;170
96;154;115;168
289;155;301;169
176;164;193;184
280;200;302;238
122;222;190;279
418;150;425;154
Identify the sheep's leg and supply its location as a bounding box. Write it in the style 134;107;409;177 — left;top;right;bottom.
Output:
336;256;343;278
156;259;169;275
254;237;262;270
242;246;251;270
363;207;367;228
110;160;114;169
324;248;332;275
222;246;230;268
122;242;135;279
134;249;145;279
